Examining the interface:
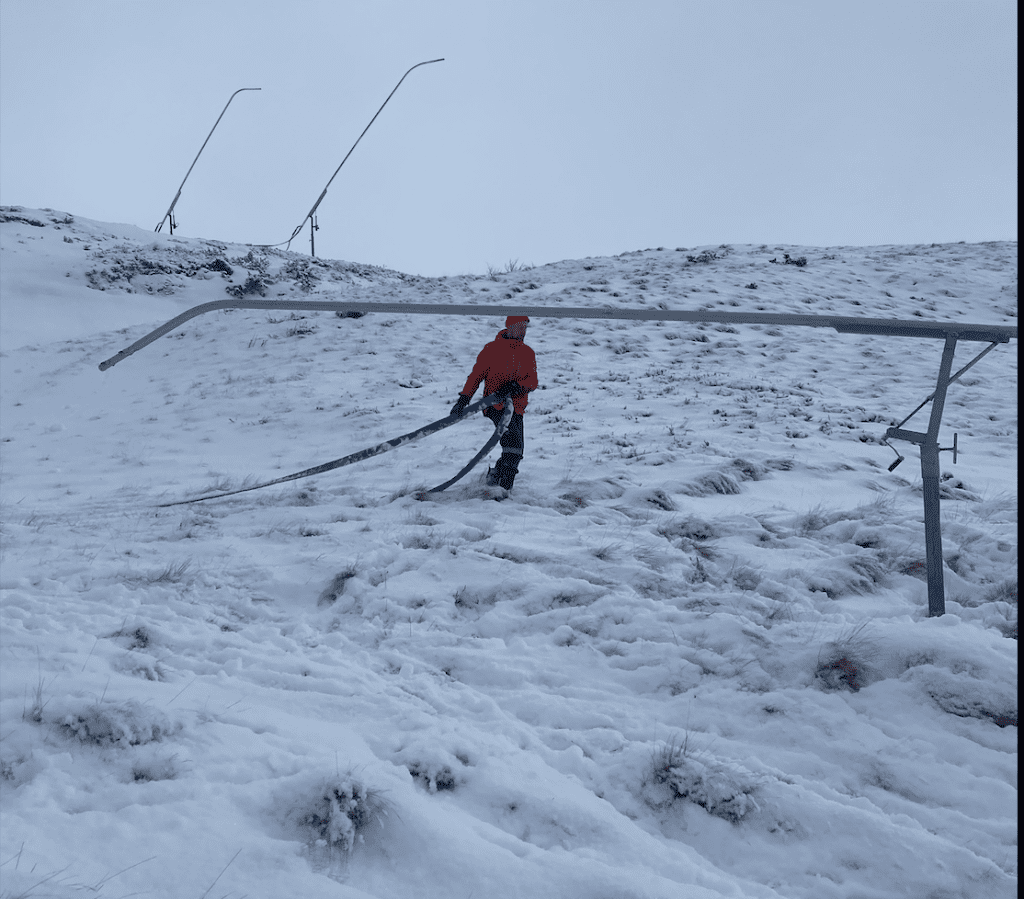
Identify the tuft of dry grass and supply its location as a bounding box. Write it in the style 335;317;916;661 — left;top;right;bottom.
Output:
318;566;358;607
815;622;876;692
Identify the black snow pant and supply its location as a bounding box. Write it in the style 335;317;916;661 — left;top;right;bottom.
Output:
483;407;524;490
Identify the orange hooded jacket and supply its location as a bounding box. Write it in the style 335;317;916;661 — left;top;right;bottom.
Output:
461;328;539;414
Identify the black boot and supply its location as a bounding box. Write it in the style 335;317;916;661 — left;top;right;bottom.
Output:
494;453;520;491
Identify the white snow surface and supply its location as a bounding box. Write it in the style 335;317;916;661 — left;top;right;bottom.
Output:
0;207;1017;898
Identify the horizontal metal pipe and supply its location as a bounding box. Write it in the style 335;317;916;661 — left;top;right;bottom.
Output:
98;299;1016;370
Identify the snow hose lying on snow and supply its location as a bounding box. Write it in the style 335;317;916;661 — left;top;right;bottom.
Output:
157;392;510;507
417;401;513;496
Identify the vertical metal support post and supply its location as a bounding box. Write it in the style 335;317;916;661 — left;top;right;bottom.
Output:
921;334;958;617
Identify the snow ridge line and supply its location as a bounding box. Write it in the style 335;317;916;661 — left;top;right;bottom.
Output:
97;300;1017;370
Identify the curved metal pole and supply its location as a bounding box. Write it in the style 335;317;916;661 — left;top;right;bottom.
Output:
285;58;444;251
97;301;1015;371
155;87;262;233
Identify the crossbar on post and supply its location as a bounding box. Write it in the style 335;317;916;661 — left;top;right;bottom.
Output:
97;302;1016;371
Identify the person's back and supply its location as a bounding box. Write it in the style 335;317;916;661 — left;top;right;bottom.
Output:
449;316;537;492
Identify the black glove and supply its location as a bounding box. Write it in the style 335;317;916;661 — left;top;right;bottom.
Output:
450;395;471;417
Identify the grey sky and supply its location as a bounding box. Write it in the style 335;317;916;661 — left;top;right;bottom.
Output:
1;0;1016;277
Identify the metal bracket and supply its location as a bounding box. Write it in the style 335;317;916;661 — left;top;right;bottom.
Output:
886;428;959;473
885;427;927;444
881;439;905;472
939;432;958;464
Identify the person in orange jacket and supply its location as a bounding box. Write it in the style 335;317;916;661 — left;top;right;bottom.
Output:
449;315;538;492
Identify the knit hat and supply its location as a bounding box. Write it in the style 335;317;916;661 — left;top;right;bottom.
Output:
505;315;530;327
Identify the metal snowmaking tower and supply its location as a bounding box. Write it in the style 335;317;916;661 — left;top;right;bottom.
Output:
284;58;444;257
99;301;1016;619
155;88;261;235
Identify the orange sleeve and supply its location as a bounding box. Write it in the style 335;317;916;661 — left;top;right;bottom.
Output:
461;346;490;397
520;347;538;391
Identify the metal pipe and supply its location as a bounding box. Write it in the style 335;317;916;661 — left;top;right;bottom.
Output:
285;59;444;252
155;87;262;233
97;302;1017;370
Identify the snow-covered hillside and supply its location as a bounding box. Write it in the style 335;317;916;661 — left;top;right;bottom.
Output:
0;207;1017;898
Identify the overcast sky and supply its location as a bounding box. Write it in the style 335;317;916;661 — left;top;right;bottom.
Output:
1;1;1016;277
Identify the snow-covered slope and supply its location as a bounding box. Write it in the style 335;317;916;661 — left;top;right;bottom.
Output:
0;207;1017;898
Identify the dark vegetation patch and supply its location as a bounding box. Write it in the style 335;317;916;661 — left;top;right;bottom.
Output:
319;566;358;607
58;700;177;747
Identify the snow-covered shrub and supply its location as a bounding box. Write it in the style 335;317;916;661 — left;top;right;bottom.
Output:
401;528;456;551
902;664;1017;727
226;274;268;298
728;563;763;592
404;752;459;793
643;734;761;823
730;458;769;481
58;700;176;747
453;583;502;612
113;653;166;682
591;539;623;561
230;248;269;273
290;774;394;866
687;251;718;264
802;553;889;598
318;566;358;607
679;470;742;497
688;555;715;585
795;503;837;536
553;477;627;512
129;752;180;783
409;762;457;793
815;623;880;692
391;734;472;795
643;488;676;511
937;473;982;502
281;258;321;292
22;673;51;724
982;578;1017;606
974;578;1018;639
286;322;317;338
662;755;761;823
135;560;192;586
205;256;233;276
657;514;719;542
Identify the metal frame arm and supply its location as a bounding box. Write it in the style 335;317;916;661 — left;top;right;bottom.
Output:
98;301;1016;371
